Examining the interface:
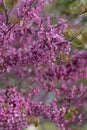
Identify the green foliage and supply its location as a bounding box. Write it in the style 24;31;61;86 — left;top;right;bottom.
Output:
0;4;5;11
64;111;73;120
46;0;78;15
10;16;18;23
64;106;79;121
3;0;18;9
69;1;86;15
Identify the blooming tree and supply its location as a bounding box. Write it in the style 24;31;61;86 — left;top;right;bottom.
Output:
0;0;87;130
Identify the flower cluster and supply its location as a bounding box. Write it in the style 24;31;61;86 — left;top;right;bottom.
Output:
0;86;28;130
0;84;86;130
0;0;87;130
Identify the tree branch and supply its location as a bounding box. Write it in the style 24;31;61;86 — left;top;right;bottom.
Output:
4;0;37;35
2;0;9;24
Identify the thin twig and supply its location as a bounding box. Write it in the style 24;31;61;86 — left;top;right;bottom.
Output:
56;8;87;28
69;29;83;42
4;0;37;35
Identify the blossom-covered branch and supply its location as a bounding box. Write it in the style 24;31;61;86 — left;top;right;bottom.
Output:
0;0;87;130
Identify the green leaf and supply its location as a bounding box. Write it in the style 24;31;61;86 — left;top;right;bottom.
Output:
74;35;83;48
2;103;8;108
69;1;85;15
82;32;87;42
4;0;18;9
21;108;26;113
10;16;18;24
0;4;5;11
64;112;73;120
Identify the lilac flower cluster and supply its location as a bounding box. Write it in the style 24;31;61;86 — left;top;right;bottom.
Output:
0;0;87;130
0;86;28;130
1;84;87;130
